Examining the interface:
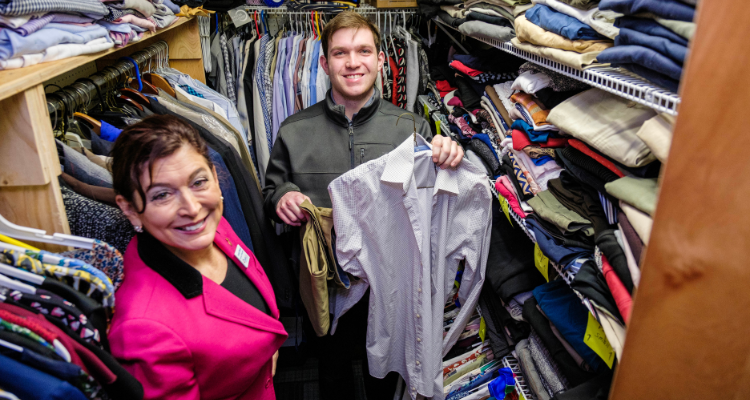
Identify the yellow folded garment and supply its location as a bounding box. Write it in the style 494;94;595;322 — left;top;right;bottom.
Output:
176;5;215;17
516;15;612;53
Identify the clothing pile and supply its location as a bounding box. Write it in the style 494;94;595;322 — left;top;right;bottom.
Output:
0;238;144;399
426;0;528;42
52;64;294;310
596;0;697;92
419;29;673;397
0;0;183;69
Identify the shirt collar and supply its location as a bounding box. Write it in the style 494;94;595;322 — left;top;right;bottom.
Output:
330;88;378;123
380;134;460;196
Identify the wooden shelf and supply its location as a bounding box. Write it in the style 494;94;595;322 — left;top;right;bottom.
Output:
0;17;194;102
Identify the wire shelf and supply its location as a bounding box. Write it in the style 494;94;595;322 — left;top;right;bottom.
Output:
435;19;680;116
503;355;534;400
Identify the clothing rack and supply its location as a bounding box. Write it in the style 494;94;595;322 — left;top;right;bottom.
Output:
46;41;169;116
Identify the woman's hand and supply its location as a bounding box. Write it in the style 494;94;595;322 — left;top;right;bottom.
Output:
272;350;279;377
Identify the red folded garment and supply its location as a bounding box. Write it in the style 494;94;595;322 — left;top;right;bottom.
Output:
511;129;569;151
449;60;484;77
601;255;632;324
436;80;458;97
568;139;625;178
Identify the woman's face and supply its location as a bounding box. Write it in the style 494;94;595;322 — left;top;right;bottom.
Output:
118;144;223;254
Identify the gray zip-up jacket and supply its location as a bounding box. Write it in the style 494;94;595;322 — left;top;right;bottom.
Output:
263;89;433;222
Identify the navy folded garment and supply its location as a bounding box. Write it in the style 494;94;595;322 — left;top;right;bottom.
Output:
615;17;688;47
512;119;550;143
526;4;607;41
533;279;607;372
617;62;680;92
526;218;593;269
616;27;687;65
599;0;695;22
597;45;683;80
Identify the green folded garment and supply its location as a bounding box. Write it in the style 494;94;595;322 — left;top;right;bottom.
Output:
528;190;595;236
605;177;659;216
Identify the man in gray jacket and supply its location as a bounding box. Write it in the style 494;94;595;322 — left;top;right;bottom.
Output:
263;11;463;399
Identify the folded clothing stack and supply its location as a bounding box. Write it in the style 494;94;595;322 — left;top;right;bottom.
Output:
596;0;696;92
509;0;619;71
0;0;181;70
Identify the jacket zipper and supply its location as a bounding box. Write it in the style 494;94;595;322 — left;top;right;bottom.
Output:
360;148;365;165
348;122;355;169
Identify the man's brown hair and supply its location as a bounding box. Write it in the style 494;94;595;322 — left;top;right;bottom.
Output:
321;11;381;59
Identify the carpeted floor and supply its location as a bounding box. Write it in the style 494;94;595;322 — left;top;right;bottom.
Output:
274;353;367;400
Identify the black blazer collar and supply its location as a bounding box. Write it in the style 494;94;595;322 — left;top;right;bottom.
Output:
137;231;203;299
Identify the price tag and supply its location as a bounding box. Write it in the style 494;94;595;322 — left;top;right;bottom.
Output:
584;312;615;369
499;196;512;226
478;317;486;343
533;244;549;282
423;103;430;119
435;120;442;136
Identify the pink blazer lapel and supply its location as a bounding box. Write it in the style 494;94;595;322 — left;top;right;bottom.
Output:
213;218;280;319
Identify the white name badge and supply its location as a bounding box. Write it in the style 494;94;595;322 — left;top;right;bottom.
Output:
234;245;250;269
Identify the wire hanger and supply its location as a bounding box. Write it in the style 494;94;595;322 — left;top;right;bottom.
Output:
397;113;430;152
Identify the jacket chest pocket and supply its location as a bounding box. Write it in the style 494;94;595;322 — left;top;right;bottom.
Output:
354;143;395;166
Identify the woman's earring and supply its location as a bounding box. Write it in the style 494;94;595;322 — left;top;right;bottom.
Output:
134;225;143;233
221;196;224;201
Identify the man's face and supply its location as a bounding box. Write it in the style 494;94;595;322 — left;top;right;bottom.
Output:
321;27;385;102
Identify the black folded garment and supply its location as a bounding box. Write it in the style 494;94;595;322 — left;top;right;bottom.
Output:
437;10;466;28
570;260;624;322
596;229;634;294
552;369;613;400
535;87;586;109
485;196;545;302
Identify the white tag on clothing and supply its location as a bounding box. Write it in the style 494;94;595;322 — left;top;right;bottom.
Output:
234;245;250;269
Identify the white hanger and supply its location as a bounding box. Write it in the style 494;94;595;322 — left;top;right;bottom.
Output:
0;273;36;294
0;213;94;249
0;263;45;285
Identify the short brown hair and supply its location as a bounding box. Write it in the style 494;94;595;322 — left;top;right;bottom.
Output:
110;115;213;213
321;11;381;59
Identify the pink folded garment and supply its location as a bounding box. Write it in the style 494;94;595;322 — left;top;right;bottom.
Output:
116;14;156;32
495;176;527;218
447;96;463;107
449;60;484;77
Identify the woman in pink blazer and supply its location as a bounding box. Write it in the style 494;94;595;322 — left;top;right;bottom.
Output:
108;116;287;399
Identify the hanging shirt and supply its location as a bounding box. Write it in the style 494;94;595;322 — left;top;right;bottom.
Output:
309;40;321;106
328;134;492;400
272;36;288;144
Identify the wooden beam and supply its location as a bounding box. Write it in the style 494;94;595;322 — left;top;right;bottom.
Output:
610;1;750;398
0;85;60;187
